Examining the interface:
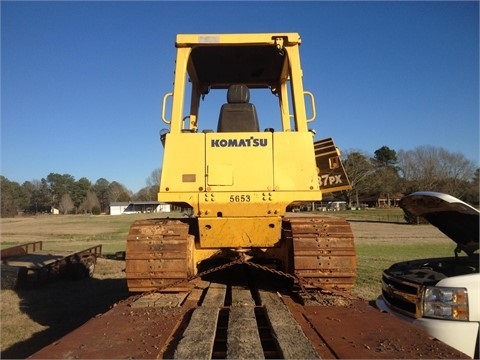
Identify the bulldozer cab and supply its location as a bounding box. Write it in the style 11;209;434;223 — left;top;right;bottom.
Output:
162;33;316;134
161;33;350;198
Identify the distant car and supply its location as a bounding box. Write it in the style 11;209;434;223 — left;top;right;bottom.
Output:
376;191;479;358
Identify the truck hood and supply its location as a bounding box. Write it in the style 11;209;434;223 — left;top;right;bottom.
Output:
399;191;479;256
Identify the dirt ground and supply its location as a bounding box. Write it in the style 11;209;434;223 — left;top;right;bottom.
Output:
349;220;452;244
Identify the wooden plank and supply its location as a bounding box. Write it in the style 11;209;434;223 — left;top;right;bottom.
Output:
259;290;320;359
202;283;226;307
231;286;255;306
227;286;263;359
227;306;264;359
186;288;204;303
174;307;219;359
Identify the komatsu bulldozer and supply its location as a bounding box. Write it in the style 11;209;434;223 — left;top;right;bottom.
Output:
125;33;356;292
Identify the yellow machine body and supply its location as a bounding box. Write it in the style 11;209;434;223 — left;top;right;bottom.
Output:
161;131;321;247
125;33;355;292
160;33;348;248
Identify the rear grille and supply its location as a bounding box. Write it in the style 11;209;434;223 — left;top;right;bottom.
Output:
381;272;423;318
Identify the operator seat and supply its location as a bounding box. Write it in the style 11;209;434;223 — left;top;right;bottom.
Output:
217;84;260;132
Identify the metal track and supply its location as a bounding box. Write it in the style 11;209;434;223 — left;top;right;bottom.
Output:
126;215;356;293
125;219;192;292
286;215;357;290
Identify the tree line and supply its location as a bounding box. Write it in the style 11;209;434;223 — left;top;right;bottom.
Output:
0;169;161;217
341;145;478;207
1;145;478;217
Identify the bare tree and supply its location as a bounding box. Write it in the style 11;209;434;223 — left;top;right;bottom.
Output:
107;181;131;202
79;190;100;213
369;166;401;206
59;193;74;214
146;168;161;187
342;150;375;208
145;168;161;200
133;187;151;201
397;145;477;198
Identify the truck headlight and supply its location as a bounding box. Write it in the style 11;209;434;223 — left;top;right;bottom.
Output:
423;286;469;320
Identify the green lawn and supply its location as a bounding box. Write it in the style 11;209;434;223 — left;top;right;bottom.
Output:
353;242;452;299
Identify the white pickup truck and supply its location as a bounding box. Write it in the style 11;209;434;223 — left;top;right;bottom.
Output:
376;191;479;358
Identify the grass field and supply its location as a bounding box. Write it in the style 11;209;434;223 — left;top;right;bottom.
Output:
0;209;454;300
0;209;455;358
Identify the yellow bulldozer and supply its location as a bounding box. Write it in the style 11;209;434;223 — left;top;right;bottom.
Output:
125;33;356;293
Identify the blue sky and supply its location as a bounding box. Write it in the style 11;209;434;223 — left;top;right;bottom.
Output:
1;1;478;193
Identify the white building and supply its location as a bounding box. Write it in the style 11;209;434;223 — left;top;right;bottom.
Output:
109;201;171;215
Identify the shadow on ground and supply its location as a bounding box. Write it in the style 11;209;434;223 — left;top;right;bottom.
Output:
2;274;130;359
